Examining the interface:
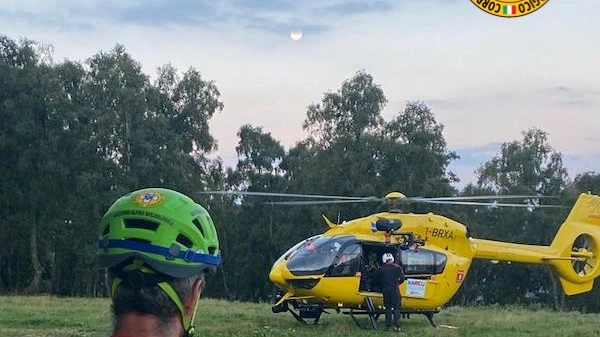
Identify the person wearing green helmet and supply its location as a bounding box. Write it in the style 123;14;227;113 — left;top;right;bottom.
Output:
98;188;222;337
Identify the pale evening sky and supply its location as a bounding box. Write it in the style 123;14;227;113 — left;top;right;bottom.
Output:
1;0;599;189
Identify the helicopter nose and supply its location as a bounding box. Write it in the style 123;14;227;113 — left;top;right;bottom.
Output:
269;261;287;287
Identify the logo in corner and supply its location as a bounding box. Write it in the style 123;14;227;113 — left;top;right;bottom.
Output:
470;0;549;18
133;190;165;207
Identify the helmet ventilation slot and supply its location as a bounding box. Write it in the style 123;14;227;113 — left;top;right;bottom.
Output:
176;234;193;248
192;218;205;237
124;219;159;231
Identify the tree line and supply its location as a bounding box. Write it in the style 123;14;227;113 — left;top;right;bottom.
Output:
1;35;599;311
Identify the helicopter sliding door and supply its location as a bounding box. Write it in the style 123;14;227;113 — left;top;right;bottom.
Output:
358;243;447;294
359;243;396;293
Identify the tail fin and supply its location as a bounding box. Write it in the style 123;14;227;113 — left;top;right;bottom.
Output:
547;193;600;295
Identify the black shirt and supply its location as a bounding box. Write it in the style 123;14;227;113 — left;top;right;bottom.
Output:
378;263;404;293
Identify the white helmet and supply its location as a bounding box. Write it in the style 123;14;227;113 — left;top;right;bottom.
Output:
382;253;394;263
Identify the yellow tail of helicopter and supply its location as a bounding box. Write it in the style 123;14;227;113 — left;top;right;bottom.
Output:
473;193;600;295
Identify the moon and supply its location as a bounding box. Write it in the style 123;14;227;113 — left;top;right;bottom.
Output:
290;29;303;41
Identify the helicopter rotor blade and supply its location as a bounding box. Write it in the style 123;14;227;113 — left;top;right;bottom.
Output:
267;198;565;208
196;190;373;200
413;199;567;208
410;195;559;201
198;190;565;208
266;199;378;206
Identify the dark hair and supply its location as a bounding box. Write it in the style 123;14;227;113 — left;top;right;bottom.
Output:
108;268;202;333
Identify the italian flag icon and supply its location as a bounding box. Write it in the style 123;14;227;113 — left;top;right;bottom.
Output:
503;5;517;15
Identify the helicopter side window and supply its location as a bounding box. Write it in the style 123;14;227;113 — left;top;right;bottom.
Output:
286;235;355;276
329;243;362;277
400;249;447;275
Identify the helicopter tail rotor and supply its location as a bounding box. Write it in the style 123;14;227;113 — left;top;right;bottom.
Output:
570;234;597;277
546;193;600;295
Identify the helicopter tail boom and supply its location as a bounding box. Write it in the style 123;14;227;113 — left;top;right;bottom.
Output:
473;193;600;295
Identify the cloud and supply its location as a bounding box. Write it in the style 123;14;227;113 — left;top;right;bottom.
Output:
229;0;298;12
451;143;502;166
108;0;333;36
562;152;600;178
245;17;330;35
0;8;96;31
115;0;217;27
422;98;466;110
541;85;595;107
313;0;395;16
447;143;503;188
1;0;399;38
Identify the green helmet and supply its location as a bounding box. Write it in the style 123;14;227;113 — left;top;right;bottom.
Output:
98;188;221;277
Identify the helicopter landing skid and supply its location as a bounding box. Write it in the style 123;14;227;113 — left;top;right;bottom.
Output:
345;297;380;330
347;309;380;329
345;307;439;329
287;302;327;325
424;311;438;327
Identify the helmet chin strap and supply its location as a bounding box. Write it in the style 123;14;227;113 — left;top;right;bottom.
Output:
157;281;200;337
112;259;201;337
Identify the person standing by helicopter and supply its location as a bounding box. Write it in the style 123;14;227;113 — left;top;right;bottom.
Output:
377;252;405;331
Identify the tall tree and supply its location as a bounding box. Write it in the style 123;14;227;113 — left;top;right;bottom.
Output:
283;73;456;226
0;37;225;295
304;70;386;147
235;124;285;181
0;36;68;293
477;128;568;195
465;128;570;308
219;125;288;301
381;101;458;198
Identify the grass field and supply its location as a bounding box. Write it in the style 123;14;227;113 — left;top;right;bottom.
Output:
1;296;599;337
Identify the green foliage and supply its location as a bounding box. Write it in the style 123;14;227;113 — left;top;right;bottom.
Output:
0;35;223;295
303;70;386;147
454;129;571;309
2;296;600;337
477;128;567;195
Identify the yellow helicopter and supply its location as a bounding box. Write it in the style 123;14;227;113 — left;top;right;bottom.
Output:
203;191;600;328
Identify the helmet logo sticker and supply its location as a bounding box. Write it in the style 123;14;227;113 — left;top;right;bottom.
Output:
133;190;165;207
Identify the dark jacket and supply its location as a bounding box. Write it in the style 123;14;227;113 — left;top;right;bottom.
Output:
378;262;405;293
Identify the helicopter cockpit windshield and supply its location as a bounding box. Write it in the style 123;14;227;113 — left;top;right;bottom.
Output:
286;235;355;276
